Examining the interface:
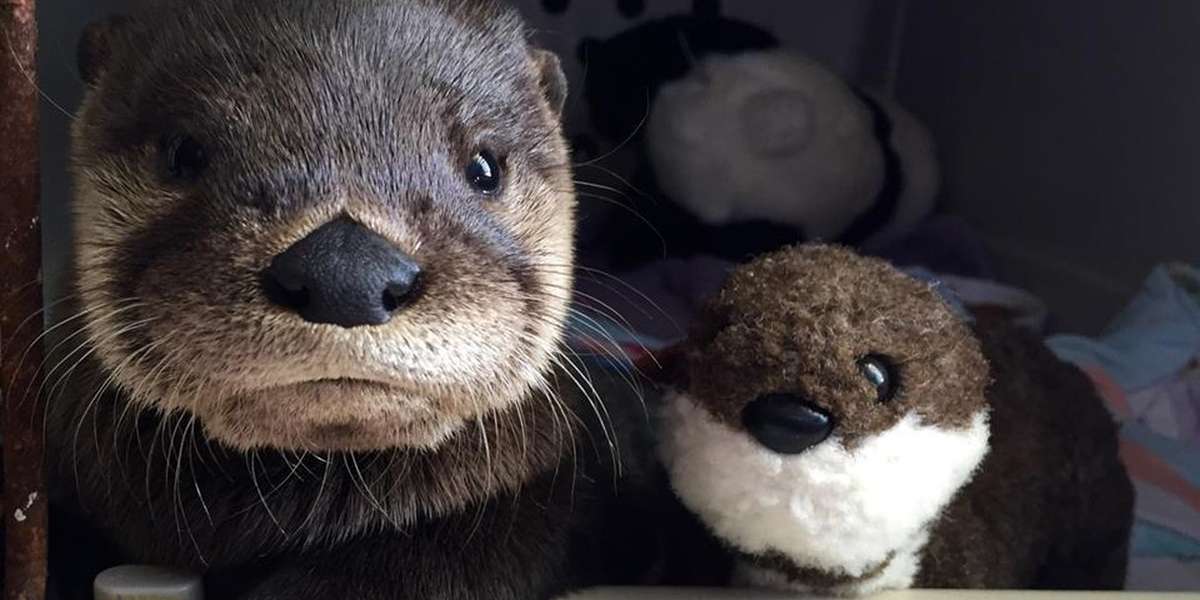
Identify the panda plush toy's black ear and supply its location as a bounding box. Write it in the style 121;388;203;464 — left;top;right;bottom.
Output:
77;15;132;87
532;49;568;119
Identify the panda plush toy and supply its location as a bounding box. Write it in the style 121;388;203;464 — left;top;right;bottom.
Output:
646;50;941;251
576;4;941;267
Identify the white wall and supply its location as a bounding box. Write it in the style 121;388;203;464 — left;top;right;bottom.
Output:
895;0;1200;333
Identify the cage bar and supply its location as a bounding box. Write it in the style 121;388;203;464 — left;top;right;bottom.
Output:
1;0;48;599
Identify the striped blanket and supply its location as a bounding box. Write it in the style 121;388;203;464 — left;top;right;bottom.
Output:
1049;263;1200;591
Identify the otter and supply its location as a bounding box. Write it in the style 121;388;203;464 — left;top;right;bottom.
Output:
46;1;667;598
656;246;1134;595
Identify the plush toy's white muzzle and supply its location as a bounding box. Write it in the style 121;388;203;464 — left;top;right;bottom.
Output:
658;391;989;593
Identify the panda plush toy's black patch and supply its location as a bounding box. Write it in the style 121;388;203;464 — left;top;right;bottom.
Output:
575;0;779;146
573;0;793;268
574;1;940;270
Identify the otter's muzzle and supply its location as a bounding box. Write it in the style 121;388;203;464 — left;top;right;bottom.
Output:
741;393;834;455
261;217;423;328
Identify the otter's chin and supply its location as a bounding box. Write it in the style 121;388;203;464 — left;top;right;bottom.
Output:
200;380;475;452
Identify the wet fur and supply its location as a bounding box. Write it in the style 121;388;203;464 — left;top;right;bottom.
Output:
69;0;576;453
48;1;673;597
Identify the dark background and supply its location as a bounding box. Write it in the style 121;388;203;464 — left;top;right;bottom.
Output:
38;0;1200;334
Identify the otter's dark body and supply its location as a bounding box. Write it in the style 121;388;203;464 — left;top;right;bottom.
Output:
48;353;668;599
916;316;1134;588
49;0;692;597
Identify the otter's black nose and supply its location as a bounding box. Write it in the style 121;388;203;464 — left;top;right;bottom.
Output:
741;393;834;455
261;217;422;328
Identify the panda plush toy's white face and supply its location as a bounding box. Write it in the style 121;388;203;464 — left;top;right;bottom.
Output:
646;51;886;241
645;50;941;248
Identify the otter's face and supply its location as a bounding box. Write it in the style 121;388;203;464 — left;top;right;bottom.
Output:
69;1;574;452
659;246;991;583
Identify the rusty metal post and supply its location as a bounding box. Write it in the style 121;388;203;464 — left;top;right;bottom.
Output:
1;0;48;599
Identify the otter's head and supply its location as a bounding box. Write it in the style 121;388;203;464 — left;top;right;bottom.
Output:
658;245;991;583
70;0;574;452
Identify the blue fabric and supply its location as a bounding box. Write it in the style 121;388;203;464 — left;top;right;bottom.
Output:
1121;421;1200;484
1047;263;1200;391
1132;520;1200;559
1045;262;1200;579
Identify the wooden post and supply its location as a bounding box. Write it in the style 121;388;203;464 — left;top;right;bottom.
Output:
0;0;48;599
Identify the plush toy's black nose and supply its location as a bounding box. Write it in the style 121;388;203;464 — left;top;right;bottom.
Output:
741;393;834;455
261;217;422;328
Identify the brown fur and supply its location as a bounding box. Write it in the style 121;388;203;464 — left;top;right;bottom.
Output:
662;245;1133;590
915;314;1134;589
45;2;671;598
68;0;575;454
675;244;988;448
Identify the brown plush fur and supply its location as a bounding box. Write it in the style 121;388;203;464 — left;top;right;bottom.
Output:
678;244;989;448
662;244;1134;591
915;314;1134;588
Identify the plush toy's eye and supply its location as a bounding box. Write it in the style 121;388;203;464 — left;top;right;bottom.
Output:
162;135;209;181
466;149;503;194
857;354;898;403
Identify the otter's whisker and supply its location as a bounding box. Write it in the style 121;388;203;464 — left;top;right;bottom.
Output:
171;412;209;567
559;345;623;484
573;191;667;254
39;307;153;404
537;365;578;498
185;415;215;527
119;340;192;489
559;318;648;423
543;360;585;508
1;291;84;368
73;332;172;499
535;261;682;340
63;320;159;498
482;288;649;424
572;91;650;168
574;161;657;203
346;453;399;530
296;451;334;534
25;300;144;407
247;450;288;538
546;349;619;483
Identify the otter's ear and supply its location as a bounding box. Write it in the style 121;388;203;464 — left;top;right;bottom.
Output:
532;49;568;119
77;16;132;87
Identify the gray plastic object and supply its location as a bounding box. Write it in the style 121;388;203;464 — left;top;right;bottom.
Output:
94;565;204;600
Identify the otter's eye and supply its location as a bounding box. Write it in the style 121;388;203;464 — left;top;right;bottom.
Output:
466;150;502;194
162;135;208;181
857;354;898;403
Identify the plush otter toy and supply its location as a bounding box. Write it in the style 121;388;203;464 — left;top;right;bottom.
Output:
655;245;1134;595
